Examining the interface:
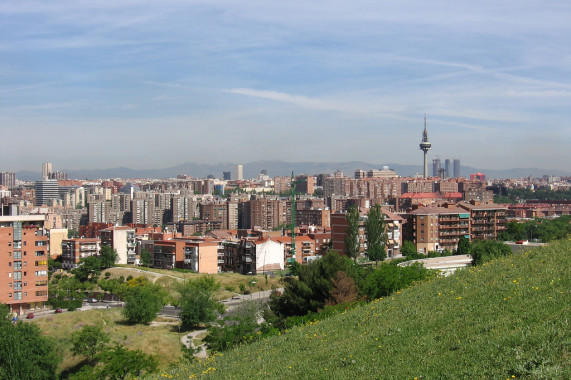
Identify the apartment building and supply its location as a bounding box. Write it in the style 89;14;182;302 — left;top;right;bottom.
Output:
145;237;218;273
249;198;287;230
223;237;284;274
330;208;404;259
404;206;470;253
296;208;330;227
61;238;101;269
0;215;49;315
458;201;507;241
100;226;136;264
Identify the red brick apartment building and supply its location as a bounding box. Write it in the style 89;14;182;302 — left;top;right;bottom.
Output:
61;238;101;269
143;238;218;273
0;215;49;315
331;208;404;259
403;206;470;253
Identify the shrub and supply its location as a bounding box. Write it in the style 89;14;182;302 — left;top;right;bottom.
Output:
122;282;166;325
360;262;433;300
178;276;224;330
470;240;511;265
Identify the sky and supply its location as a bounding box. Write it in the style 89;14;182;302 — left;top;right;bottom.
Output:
1;1;570;173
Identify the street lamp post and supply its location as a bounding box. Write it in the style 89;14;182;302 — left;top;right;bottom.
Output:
250;281;256;300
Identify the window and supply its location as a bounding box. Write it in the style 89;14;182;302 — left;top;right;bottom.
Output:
35;260;48;266
9;293;12;297
35;251;45;257
13;251;22;259
36;291;48;297
35;270;48;277
14;292;22;300
13;261;22;270
14;282;22;290
8;283;12;288
36;280;48;286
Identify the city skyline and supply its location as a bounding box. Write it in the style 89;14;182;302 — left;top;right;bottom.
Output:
2;1;570;172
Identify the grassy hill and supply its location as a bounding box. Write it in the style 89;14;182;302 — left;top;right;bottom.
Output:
153;240;571;379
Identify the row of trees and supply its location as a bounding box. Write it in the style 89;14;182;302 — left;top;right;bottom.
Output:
499;215;571;243
345;205;388;264
495;188;571;203
269;250;433;322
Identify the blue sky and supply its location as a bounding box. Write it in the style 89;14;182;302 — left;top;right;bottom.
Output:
1;1;570;173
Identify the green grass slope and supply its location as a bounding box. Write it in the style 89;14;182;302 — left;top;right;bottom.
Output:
154;240;571;380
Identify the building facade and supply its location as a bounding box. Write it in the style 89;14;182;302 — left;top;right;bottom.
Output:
0;215;49;315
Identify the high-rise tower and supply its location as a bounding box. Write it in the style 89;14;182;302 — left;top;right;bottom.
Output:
453;159;461;178
42;162;52;180
419;115;432;179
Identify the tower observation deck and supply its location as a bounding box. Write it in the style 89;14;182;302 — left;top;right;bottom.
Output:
419;115;432;179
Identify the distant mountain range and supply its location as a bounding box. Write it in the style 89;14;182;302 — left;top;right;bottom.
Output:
15;160;570;181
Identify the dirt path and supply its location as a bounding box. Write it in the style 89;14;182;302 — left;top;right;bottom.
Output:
182;329;208;359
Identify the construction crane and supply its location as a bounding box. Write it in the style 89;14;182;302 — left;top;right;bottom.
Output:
288;172;306;264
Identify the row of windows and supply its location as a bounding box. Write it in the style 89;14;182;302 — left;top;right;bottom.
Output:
8;280;48;288
6;291;46;299
8;292;23;300
5;240;47;247
7;250;46;258
8;270;47;278
7;260;48;268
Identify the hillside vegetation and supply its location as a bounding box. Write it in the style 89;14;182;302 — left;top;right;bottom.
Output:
153;240;571;379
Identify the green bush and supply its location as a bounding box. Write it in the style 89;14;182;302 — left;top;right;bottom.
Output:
122;282;166;325
470;240;512;265
360;262;433;300
178;276;223;330
269;250;357;318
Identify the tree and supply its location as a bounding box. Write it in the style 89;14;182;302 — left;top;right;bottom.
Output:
72;255;102;282
365;204;387;265
401;240;418;257
470;240;512;265
140;248;152;267
70;344;158;380
204;300;263;352
99;246;118;269
178;276;224;330
325;271;359;306
361;262;432;300
0;305;61;380
344;206;361;262
71;324;110;364
269;250;357;318
456;236;471;255
122;281;166;324
49;275;83;310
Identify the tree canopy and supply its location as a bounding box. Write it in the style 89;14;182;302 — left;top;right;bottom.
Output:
122;279;166;324
0;305;60;380
71;324;110;364
99;246;118;269
178;276;224;330
344;206;361;262
365;204;387;264
269;250;357;318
